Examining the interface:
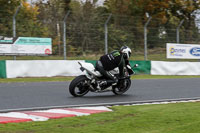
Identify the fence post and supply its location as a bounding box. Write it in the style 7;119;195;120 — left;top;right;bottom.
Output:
144;16;152;61
13;4;21;60
176;19;184;43
63;11;70;60
13;5;21;38
104;14;112;54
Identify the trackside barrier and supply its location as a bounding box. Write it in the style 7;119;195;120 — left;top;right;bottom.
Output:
1;60;200;78
151;61;200;75
0;60;6;78
0;60;150;78
5;60;85;78
129;60;151;74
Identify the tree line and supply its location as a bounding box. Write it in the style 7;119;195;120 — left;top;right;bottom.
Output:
0;0;200;56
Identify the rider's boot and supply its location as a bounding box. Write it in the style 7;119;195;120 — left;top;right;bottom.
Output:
96;80;107;90
99;80;107;86
97;76;118;90
104;76;118;86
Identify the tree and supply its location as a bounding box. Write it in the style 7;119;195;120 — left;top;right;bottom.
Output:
65;0;109;55
108;0;200;47
35;0;71;55
17;1;49;37
169;0;200;43
104;0;144;49
0;0;23;36
0;0;49;38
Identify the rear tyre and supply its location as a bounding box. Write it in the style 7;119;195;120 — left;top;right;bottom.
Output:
69;75;90;97
112;78;131;95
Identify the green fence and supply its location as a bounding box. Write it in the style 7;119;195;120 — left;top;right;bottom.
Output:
129;61;151;75
86;60;151;75
0;60;6;78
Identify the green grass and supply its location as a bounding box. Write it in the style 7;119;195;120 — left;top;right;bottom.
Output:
1;102;200;133
0;52;199;61
0;55;101;61
131;75;200;79
0;77;74;83
1;75;200;83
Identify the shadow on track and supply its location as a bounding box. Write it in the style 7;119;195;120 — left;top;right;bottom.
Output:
68;94;133;99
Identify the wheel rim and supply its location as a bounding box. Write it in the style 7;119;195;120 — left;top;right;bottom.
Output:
114;79;131;94
74;80;89;96
116;80;128;92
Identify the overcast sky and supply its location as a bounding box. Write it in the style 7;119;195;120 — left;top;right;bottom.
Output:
81;0;105;6
27;0;105;6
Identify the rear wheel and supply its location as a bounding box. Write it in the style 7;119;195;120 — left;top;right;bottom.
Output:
112;78;131;95
69;75;90;97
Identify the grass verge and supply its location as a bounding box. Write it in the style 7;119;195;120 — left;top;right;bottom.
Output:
0;102;200;133
1;75;200;83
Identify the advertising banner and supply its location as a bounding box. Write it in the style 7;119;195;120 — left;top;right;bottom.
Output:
0;36;52;55
167;43;200;59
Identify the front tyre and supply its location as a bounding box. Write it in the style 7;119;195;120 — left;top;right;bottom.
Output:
69;75;90;97
112;78;131;95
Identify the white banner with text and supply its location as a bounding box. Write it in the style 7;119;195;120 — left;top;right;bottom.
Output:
167;43;200;59
0;36;52;55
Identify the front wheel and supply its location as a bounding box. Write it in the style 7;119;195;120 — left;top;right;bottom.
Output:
69;75;90;97
112;78;131;95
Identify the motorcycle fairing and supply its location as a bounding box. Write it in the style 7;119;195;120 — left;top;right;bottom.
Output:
78;62;102;77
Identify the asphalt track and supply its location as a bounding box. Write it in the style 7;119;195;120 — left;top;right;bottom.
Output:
0;78;200;111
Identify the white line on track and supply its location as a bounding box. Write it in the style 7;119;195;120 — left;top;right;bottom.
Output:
1;97;200;113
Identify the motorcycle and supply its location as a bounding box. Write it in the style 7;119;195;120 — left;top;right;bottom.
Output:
69;61;137;97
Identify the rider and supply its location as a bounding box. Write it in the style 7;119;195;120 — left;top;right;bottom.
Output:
95;46;132;86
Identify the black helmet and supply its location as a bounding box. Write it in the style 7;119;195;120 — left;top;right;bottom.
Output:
120;46;132;59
